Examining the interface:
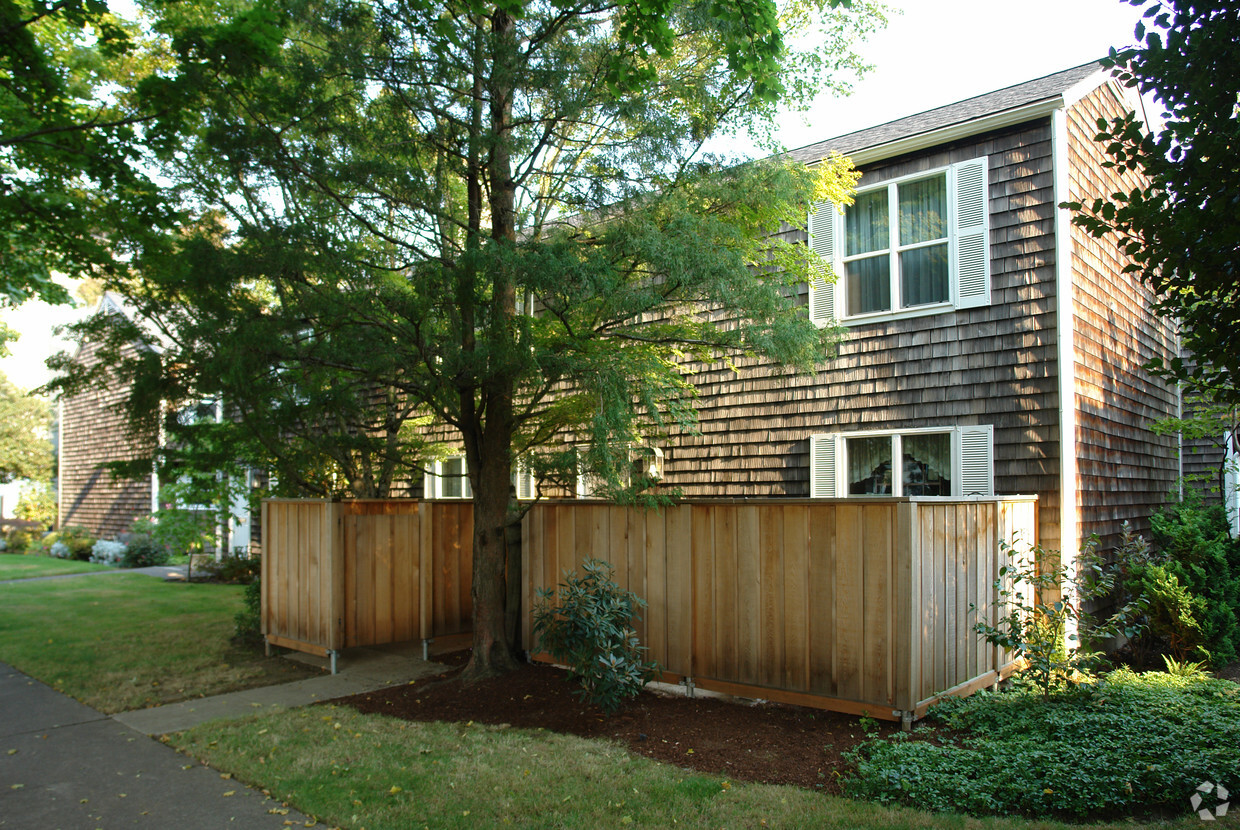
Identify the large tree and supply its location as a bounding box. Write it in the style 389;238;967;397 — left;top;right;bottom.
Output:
1;0;171;304
0;372;53;483
105;0;881;678
1071;0;1240;392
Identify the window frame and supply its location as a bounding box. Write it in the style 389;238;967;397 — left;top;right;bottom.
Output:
809;425;993;499
809;155;990;327
423;455;472;499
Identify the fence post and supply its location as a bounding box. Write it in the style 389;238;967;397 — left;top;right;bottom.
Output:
894;500;921;727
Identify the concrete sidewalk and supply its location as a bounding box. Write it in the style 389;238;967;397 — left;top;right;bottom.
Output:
0;644;446;827
115;642;444;735
0;662;314;829
0;563;189;585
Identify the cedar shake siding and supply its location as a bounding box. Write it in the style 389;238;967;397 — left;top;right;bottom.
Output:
58;337;155;539
1066;83;1179;548
661;120;1065;550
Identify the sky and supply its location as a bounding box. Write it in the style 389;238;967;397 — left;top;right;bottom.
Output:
0;0;1148;395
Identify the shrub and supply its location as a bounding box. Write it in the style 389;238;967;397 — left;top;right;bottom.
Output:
42;526;96;561
3;530;35;554
234;577;263;644
120;536;171;568
1146;496;1240;665
532;558;659;714
13;481;56;528
844;668;1240;818
49;541;69;559
90;540;126;565
972;537;1131;700
197;553;261;584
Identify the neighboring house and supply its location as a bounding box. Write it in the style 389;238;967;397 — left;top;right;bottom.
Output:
58;295;159;539
57;294;255;549
541;61;1178;557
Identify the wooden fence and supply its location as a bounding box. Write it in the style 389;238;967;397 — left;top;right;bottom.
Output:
522;497;1036;722
263;496;1035;720
261;499;472;665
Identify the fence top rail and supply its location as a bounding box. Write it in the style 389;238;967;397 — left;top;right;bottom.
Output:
262;495;1038;508
530;496;1039;507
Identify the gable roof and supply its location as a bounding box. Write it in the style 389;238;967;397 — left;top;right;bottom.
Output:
787;61;1109;166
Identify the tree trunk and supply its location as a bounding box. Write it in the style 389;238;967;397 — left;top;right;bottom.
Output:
460;4;521;682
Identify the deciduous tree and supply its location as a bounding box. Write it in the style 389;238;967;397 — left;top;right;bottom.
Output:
96;0;882;679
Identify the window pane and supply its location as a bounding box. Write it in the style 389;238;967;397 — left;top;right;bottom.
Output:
898;175;947;245
442;457;464;498
900;243;949;307
847;436;892;495
845;255;891;315
845;189;889;255
903;433;952;496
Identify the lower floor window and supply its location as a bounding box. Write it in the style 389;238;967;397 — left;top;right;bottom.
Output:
812;425;992;498
423;455;472;499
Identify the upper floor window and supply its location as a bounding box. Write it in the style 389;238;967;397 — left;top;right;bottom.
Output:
809;157;990;325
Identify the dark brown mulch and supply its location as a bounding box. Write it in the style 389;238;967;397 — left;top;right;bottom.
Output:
336;651;899;794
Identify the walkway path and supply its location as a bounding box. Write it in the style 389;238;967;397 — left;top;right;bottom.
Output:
0;567;445;828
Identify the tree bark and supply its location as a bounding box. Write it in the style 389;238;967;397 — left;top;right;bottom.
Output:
461;4;521;682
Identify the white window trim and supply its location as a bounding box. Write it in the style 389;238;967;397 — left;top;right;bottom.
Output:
809;156;990;327
575;444;663;498
809;425;993;498
423;455;472;499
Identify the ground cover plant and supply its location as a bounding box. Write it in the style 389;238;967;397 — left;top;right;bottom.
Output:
845;668;1240;819
0;553;109;580
170;701;1212;830
0;574;317;712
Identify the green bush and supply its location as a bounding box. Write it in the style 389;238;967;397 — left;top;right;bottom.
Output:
198;554;261;584
40;526;96;561
844;668;1240;818
2;529;36;554
532;559;659;714
120;536;171;568
1145;496;1240;665
234;577;262;644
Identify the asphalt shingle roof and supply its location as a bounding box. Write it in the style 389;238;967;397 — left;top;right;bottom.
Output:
786;60;1107;164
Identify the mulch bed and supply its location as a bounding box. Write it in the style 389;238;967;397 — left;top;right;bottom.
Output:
337;651;1240;796
336;650;898;794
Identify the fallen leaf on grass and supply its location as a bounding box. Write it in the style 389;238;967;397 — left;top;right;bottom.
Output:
389;786;402;795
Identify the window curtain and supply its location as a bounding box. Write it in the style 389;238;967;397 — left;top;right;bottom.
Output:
902;433;951;496
899;176;949;307
847;436;892;495
845;189;891;314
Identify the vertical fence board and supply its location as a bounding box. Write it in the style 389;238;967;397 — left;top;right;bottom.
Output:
664;506;693;677
691;505;715;680
735;505;761;686
782;505;809;692
758;505;784;689
808;503;837;697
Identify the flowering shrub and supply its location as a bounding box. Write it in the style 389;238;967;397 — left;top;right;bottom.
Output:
49;541;69;559
90;540;127;565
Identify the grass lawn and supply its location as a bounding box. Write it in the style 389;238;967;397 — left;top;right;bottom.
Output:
0;553;111;580
170;704;1219;830
0;573;316;713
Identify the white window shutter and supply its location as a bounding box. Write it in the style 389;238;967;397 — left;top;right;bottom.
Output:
809;433;838;498
423;462;437;499
951;157;990;309
956;425;994;496
808;201;838;327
